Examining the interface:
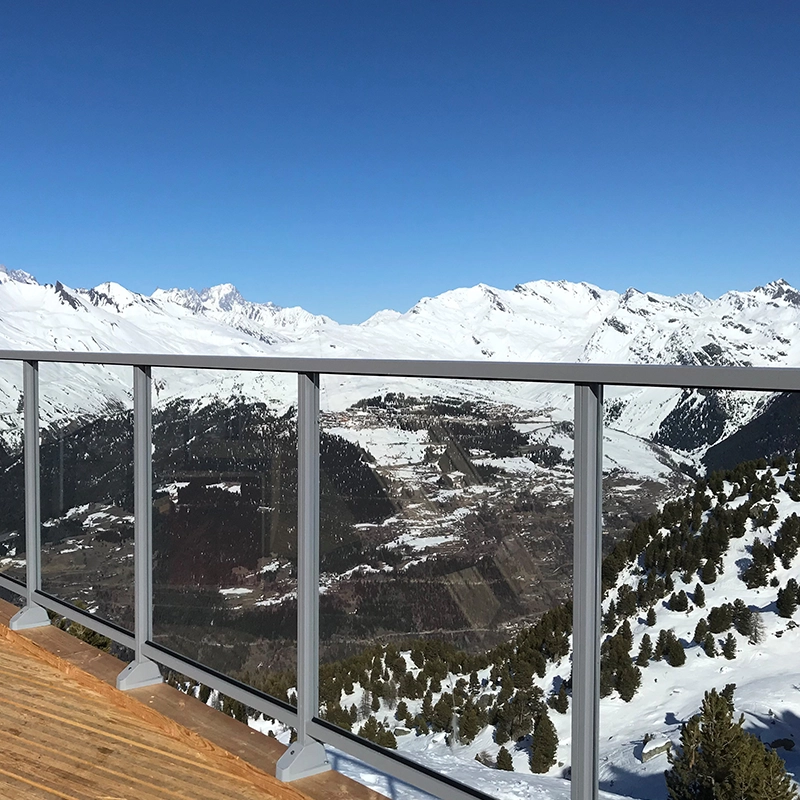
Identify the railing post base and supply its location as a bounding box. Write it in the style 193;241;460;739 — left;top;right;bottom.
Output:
116;658;163;691
275;740;330;782
9;604;50;630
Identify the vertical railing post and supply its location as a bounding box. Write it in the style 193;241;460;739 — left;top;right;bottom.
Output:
117;365;162;690
276;372;330;781
10;360;49;630
572;383;604;800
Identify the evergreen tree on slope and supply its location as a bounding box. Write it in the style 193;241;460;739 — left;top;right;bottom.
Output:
529;708;558;773
665;688;797;800
496;746;513;771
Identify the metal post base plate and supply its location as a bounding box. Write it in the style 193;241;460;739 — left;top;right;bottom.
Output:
9;604;50;631
116;659;163;691
276;740;331;782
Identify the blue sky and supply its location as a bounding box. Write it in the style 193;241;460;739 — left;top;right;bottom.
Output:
1;2;798;323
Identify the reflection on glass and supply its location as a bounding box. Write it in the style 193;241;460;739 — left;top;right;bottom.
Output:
38;363;134;629
151;368;298;707
316;378;575;797
0;361;25;584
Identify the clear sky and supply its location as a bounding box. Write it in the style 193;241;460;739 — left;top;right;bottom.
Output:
1;2;798;323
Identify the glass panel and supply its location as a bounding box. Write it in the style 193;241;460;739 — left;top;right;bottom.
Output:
596;385;785;799
151;367;297;706
38;362;134;629
316;376;574;797
0;360;25;583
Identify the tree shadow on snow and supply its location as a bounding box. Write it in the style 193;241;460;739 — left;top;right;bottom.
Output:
326;749;438;800
599;756;670;800
742;706;800;782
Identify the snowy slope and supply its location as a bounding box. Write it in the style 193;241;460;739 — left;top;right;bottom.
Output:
245;460;800;800
591;469;800;798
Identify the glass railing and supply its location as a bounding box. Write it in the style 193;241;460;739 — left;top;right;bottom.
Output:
316;377;575;797
0;359;24;586
1;350;797;800
150;367;298;707
38;361;135;630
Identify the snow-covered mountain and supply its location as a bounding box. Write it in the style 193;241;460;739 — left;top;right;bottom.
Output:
2;264;799;468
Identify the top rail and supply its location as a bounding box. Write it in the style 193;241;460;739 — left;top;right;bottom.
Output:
1;350;800;392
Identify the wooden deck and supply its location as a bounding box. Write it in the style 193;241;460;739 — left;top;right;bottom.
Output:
0;599;380;800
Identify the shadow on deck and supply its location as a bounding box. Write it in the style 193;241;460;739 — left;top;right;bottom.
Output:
0;599;381;800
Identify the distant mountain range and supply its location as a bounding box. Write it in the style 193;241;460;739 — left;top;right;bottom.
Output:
2;264;800;470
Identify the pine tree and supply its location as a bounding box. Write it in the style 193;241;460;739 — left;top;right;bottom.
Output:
702;632;717;657
359;689;373;720
636;633;653;667
529;710;558;773
693;617;709;644
358;715;380;743
708;604;733;634
506;689;539;740
777;578;799;618
422;690;434;720
376;724;398;749
324;701;355;730
619;619;633;652
722;633;737;660
748;611;766;645
599;661;615;698
603;600;618;633
732;598;752;636
667;592;679;611
666;632;686;667
654;629;669;661
496;746;513;771
742;560;770;589
669;590;689;612
665;688;798;800
432;696;454;732
693;583;705;608
384;678;398;709
701;559;717;585
743;538;775;588
760;503;779;529
459;702;481;744
551;682;568;714
469;670;481;695
646;606;657;626
616;662;642;703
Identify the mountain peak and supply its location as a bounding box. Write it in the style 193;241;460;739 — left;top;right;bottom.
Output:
87;282;148;311
753;278;800;306
0;264;38;286
621;287;643;302
198;283;248;312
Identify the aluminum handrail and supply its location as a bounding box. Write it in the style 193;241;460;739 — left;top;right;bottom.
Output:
1;349;800;390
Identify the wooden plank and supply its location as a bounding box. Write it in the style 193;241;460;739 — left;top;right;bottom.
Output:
0;627;306;800
0;599;386;800
0;596;18;627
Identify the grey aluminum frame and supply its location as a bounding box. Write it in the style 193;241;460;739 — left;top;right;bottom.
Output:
2;349;799;800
